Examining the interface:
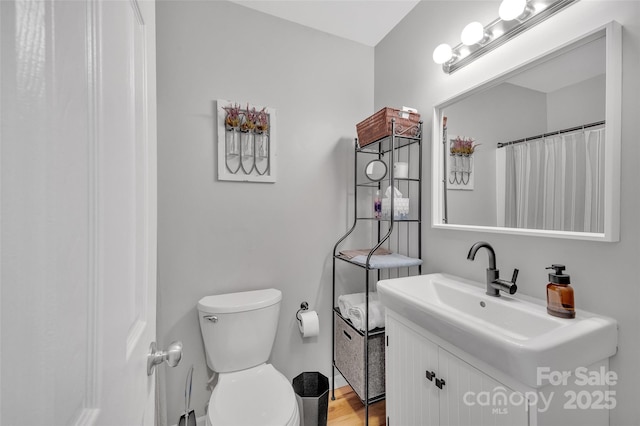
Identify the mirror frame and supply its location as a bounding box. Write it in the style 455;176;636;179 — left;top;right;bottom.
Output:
431;21;621;242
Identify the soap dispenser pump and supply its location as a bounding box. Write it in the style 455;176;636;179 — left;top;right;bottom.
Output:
546;264;575;319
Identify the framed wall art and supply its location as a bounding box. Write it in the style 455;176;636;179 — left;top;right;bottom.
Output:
217;99;277;183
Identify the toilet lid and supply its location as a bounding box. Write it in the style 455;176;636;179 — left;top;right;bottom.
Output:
209;364;297;426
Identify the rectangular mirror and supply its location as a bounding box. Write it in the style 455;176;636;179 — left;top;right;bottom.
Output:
432;21;621;242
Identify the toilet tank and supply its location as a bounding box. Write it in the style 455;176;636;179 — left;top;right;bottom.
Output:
197;288;282;373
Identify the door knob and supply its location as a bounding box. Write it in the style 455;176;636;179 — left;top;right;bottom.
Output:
147;340;182;376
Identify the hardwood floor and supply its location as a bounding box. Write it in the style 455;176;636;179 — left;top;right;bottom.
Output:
327;386;386;426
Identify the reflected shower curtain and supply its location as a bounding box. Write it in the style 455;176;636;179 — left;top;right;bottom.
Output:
504;128;605;232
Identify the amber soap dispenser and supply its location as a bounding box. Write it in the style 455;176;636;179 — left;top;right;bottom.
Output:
546;264;575;318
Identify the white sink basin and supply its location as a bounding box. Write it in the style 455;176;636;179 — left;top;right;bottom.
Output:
377;273;617;387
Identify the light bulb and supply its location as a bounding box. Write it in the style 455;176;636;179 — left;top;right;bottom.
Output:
432;43;453;64
461;22;485;46
499;0;527;21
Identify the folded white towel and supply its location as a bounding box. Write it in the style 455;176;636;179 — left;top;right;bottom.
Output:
338;292;378;320
348;300;386;332
350;253;423;269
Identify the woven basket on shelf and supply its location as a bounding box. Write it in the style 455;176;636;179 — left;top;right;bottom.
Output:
356;107;421;147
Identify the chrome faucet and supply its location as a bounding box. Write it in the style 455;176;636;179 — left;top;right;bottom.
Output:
467;241;519;297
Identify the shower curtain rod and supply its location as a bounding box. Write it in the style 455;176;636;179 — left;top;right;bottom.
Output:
497;120;605;148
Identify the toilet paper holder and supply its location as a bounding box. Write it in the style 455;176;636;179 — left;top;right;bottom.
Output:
296;301;309;324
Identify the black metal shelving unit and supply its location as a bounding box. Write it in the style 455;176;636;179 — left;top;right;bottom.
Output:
331;120;423;425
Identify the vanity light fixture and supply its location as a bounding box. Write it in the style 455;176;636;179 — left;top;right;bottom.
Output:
460;22;490;46
432;43;454;64
433;0;579;74
499;0;530;21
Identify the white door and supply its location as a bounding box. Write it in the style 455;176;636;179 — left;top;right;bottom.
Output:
0;0;159;425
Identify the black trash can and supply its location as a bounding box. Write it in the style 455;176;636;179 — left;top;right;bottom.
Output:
292;372;329;426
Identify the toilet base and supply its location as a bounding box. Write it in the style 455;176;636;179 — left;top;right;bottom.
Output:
205;363;299;426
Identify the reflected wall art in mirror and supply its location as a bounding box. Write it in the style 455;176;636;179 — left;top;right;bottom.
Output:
432;22;621;241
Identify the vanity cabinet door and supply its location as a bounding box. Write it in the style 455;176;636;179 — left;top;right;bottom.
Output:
438;347;528;426
386;314;528;426
386;316;440;425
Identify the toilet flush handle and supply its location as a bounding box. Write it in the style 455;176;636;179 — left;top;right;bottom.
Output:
204;315;218;323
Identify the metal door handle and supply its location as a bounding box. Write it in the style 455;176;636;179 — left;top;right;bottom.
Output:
147;340;182;376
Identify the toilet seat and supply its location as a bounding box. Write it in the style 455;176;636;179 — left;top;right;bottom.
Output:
207;363;299;426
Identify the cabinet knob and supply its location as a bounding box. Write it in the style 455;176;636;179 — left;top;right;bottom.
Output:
436;378;446;389
425;370;435;381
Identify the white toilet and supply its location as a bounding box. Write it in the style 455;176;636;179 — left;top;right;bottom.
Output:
197;288;300;426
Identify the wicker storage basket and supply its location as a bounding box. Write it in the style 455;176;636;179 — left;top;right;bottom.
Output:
356;107;421;147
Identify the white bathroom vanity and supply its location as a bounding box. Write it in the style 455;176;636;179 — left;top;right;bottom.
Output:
379;273;618;426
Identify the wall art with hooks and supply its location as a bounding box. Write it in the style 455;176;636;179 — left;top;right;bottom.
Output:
448;136;477;190
217;99;277;183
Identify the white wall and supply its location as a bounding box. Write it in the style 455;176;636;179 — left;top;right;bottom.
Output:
547;74;606;130
156;1;373;422
375;1;640;425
